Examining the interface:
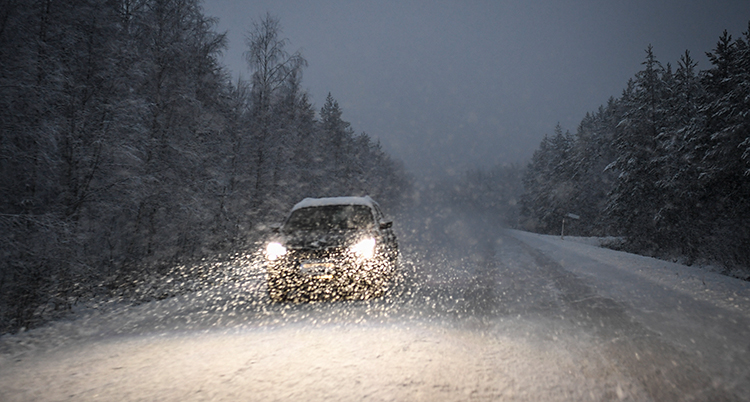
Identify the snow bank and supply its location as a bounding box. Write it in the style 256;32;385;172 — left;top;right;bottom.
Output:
506;229;750;315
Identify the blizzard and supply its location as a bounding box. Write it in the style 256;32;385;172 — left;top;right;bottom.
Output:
1;218;748;401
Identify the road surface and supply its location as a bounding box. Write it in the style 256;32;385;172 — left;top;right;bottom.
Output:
1;205;749;401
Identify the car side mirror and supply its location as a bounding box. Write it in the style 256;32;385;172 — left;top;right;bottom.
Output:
379;221;393;229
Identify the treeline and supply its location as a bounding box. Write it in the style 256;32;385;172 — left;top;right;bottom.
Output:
520;23;750;276
0;1;409;333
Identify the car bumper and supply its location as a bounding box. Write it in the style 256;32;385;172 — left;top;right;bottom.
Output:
266;253;394;301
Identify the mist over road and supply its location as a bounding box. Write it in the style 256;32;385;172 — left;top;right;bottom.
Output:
1;205;748;401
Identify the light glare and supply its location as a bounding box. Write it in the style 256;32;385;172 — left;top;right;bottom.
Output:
351;237;376;259
265;242;287;261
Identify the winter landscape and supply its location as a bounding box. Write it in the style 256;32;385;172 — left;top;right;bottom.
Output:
1;1;749;401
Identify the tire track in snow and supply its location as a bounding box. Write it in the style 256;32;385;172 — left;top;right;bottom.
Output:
513;235;737;402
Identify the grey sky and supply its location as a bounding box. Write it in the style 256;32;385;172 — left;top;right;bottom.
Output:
202;0;750;179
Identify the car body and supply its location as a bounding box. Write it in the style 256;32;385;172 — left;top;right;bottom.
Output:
264;196;399;302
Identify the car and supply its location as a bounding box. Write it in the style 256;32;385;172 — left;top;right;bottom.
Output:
264;196;399;302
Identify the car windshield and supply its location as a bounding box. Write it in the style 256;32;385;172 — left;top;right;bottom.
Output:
284;205;374;231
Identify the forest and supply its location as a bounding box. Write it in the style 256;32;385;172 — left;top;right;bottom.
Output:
0;1;409;334
3;1;748;336
519;23;750;278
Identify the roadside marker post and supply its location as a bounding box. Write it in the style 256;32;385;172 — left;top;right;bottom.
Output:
561;213;580;240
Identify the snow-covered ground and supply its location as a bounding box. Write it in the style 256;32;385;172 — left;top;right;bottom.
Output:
1;214;748;401
0;318;651;401
505;229;750;400
508;230;750;315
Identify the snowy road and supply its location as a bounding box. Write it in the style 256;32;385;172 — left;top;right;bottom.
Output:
1;207;749;401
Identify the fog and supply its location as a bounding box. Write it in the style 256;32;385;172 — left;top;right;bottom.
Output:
3;201;749;401
203;0;750;178
2;2;750;399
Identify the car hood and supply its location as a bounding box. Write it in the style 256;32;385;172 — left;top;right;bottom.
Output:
282;229;367;250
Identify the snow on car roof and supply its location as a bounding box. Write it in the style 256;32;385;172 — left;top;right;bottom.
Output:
291;196;378;212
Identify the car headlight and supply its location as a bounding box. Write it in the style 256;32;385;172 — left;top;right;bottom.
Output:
350;237;376;259
265;242;287;261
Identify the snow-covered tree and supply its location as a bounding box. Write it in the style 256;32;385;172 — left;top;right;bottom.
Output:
522;25;750;273
605;46;669;250
520;124;577;233
0;5;409;334
690;24;750;268
244;13;306;198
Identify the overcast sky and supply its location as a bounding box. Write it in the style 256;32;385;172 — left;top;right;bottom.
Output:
202;0;750;179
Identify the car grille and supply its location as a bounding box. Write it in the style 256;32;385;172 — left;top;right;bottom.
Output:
286;247;345;261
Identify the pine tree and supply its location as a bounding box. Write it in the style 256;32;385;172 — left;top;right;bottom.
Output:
650;51;703;256
605;46;668;250
520;124;576;233
690;23;750;267
319;93;355;191
568;99;620;235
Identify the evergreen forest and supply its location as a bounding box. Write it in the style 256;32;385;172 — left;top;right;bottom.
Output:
520;24;750;278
